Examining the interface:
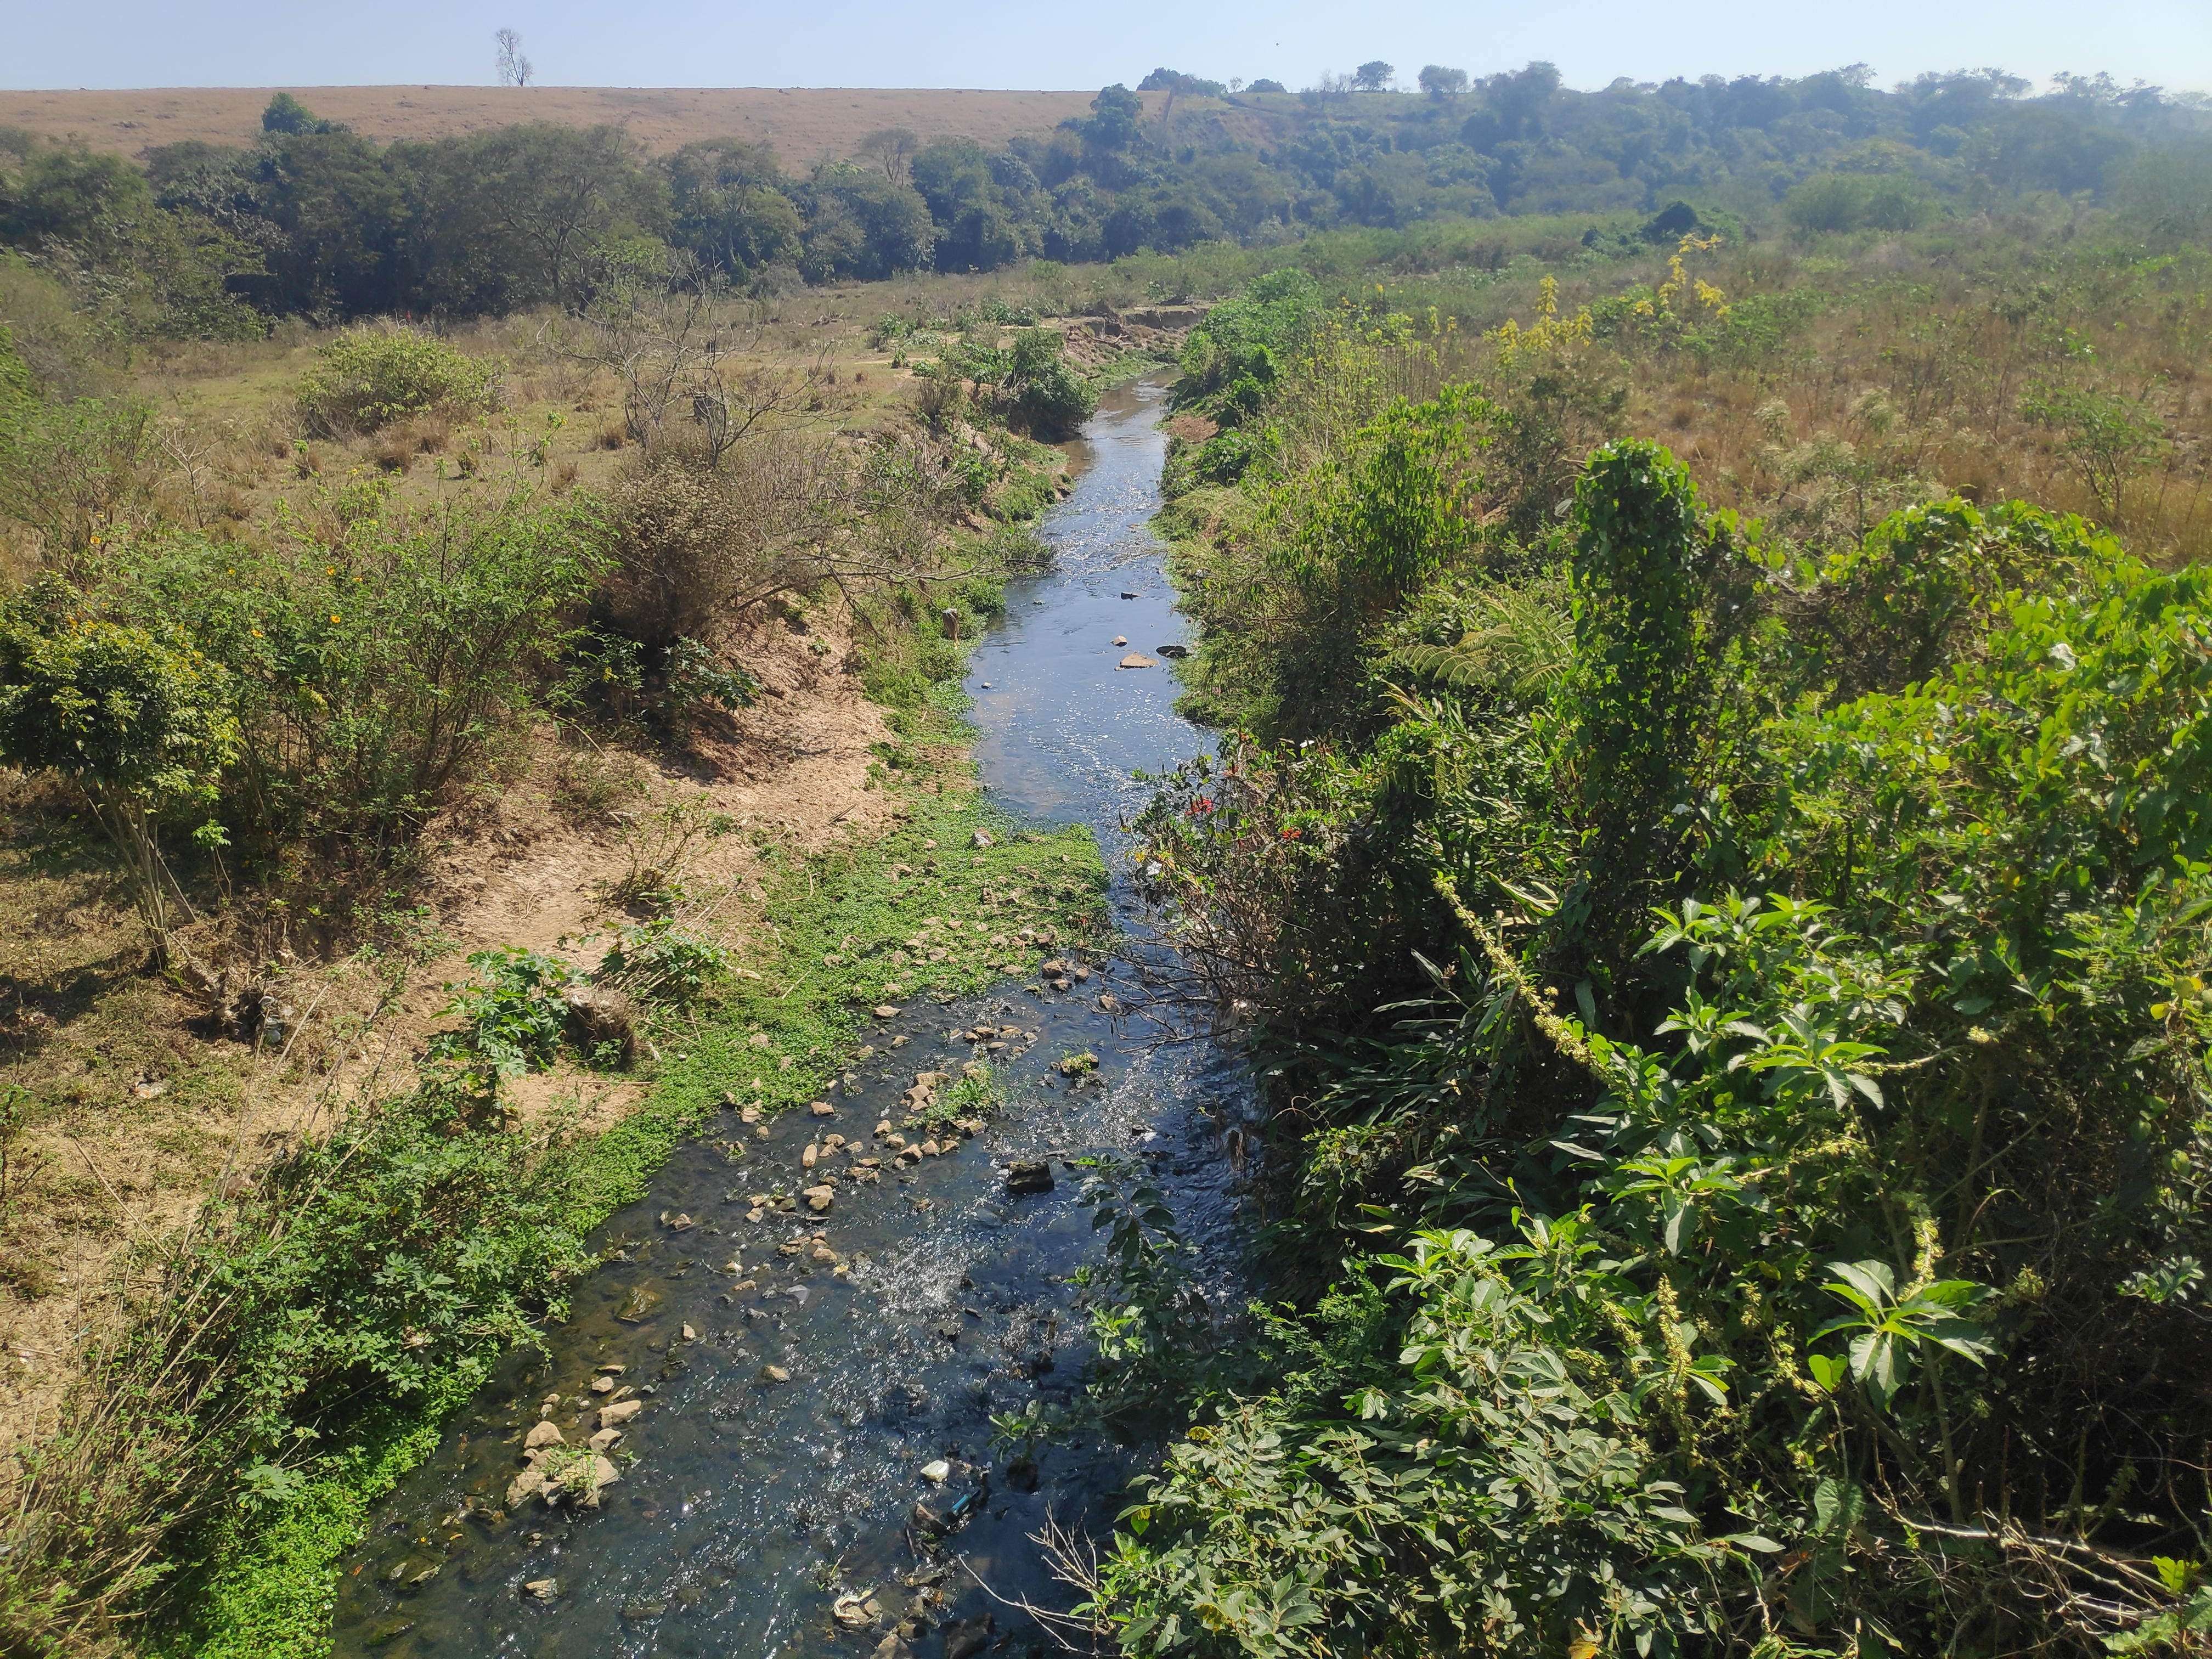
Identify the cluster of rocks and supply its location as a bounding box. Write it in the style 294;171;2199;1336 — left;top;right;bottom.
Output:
504;1370;640;1511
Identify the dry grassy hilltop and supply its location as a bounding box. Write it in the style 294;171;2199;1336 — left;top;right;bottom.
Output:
0;85;1135;163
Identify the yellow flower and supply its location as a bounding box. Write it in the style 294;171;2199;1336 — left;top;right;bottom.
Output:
330;614;341;624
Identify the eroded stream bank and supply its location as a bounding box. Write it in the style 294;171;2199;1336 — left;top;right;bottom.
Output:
333;377;1248;1658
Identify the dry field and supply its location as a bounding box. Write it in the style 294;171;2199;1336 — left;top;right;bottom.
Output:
0;85;1158;165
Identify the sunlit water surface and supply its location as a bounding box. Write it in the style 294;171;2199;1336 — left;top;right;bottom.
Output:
332;377;1249;1659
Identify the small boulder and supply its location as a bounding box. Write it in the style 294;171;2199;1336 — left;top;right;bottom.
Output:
943;1615;996;1659
523;1577;558;1604
524;1420;565;1451
811;1101;836;1116
804;1184;835;1212
599;1398;644;1428
759;1364;791;1384
588;1427;624;1452
507;1468;549;1509
873;1005;901;1019
1006;1161;1055;1195
969;830;994;849
1119;653;1158;669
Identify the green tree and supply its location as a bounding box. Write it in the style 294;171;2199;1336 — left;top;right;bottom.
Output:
1418;65;1469;100
665;139;804;274
259;93;336;136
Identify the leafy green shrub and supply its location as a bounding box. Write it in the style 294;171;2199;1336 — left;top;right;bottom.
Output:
593;917;729;1003
0;1089;595;1651
100;485;608;852
0;391;160;558
1782;171;1942;234
1128;471;2212;1654
0;577;239;950
295;327;500;437
1173;268;1323;421
427;947;573;1082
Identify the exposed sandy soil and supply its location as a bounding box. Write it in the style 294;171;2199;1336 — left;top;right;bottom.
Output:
0;86;1159;165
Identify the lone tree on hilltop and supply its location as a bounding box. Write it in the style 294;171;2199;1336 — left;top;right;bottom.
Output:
495;28;534;87
857;127;919;182
1352;60;1395;92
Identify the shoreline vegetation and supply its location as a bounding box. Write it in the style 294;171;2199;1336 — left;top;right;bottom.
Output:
1096;192;2212;1655
0;58;2208;1658
0;246;1144;1651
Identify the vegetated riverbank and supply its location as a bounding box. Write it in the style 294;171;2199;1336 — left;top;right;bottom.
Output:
1098;245;2212;1655
0;279;1183;1652
170;703;1111;1657
318;377;1262;1658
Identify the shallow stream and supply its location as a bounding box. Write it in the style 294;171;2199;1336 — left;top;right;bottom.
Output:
332;377;1245;1658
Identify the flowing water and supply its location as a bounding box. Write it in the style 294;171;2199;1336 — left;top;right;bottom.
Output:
333;377;1247;1658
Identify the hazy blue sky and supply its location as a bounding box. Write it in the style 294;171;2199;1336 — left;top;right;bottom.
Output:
8;0;2209;95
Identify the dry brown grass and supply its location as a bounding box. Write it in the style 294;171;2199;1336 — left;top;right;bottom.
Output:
1365;233;2212;564
0;85;1149;166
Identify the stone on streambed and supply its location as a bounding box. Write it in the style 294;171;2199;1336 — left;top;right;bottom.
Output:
1119;653;1159;669
524;1420;565;1451
599;1398;644;1428
1006;1161;1055;1195
523;1578;559;1603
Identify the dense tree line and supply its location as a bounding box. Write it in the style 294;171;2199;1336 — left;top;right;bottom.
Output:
0;69;2205;336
